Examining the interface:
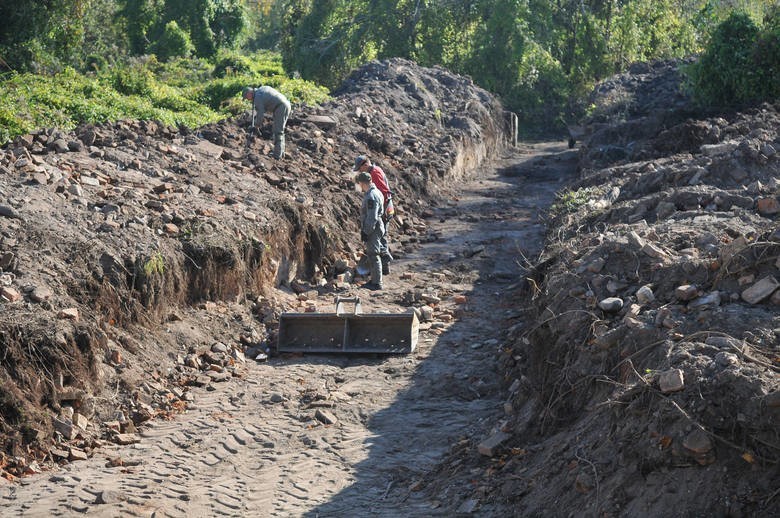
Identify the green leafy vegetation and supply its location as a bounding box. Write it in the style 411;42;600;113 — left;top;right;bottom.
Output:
550;187;595;217
277;0;777;134
686;8;780;107
0;1;777;141
0;52;329;144
143;252;166;276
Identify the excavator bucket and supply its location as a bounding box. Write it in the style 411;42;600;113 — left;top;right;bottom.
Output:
277;297;419;354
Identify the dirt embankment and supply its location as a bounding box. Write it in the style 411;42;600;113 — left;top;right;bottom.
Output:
426;61;780;516
0;58;507;478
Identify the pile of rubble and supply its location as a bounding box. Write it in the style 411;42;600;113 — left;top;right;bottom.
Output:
435;63;779;516
0;58;506;478
515;71;779;515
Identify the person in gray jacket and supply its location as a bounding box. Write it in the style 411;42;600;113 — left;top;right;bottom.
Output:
242;86;291;159
356;171;385;290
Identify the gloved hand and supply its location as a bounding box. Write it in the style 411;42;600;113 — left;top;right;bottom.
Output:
360;230;368;242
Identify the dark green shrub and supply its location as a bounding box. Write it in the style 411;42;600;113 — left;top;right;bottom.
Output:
212;52;253;78
153;21;194;62
84;54;107;72
111;65;156;97
688;12;761;106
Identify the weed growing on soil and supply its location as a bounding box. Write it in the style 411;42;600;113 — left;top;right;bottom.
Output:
0;51;330;144
550;187;594;216
143;253;165;276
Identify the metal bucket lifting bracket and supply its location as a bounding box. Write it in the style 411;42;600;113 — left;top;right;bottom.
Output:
277;296;419;354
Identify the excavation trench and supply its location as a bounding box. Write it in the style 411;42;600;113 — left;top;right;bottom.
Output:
0;142;573;516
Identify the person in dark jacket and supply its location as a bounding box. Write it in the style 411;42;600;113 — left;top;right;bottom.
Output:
356;171;385;290
353;155;394;273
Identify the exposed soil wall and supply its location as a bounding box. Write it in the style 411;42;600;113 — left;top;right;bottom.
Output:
498;63;779;517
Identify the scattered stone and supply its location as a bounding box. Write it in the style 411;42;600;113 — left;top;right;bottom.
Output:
270;393;284;403
80;176;100;187
737;274;755;286
586;257;605;273
419;305;434;321
477;431;511;456
208;371;231;382
50;447;69;459
421;293;441;305
73;413;89;430
627;231;646;249
211;342;228;353
53;416;76;440
400;272;414;280
0;286;21;302
457;498;479;514
315;409;338;425
701;141;737;156
598;297;624;312
689;291;721;309
642;242;668;259
655;201;677;219
57;307;80;321
757;197;780;216
636;285;655;304
453;295;468;304
113;433;138;445
683;429;715;465
190;375;212;387
741;276;779;304
30;285;53;302
658;369;685;393
68;448;88;461
52;139;69;153
163;223;179;234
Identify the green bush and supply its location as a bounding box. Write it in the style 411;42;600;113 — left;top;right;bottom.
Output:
213;52;253;78
111;64;156;97
0;51;329;145
153;21;195;62
687;12;766;106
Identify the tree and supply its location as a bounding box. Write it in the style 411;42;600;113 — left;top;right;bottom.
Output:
152;20;195;61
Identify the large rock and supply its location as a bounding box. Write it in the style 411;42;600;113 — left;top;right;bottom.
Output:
757;197;780;216
658;369;684;393
477;431;511;457
675;285;698;301
598;297;624;312
741;276;779;304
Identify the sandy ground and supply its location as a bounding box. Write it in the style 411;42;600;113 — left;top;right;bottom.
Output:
0;142;575;517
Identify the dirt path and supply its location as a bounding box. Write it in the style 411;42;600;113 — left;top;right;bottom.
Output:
1;142;576;517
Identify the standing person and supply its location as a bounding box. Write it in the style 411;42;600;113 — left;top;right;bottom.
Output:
353;155;394;273
356;171;385;290
242;86;291;159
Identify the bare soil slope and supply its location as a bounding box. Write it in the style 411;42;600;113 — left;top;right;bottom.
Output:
0;58;505;478
424;61;779;517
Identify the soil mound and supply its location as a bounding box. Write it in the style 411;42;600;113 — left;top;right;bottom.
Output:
428;62;779;516
0;58;506;478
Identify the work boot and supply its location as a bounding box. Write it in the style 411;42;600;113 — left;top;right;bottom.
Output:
361;282;382;291
381;252;392;275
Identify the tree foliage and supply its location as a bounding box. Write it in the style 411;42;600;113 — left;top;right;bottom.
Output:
1;0;778;135
687;9;780;106
274;0;776;132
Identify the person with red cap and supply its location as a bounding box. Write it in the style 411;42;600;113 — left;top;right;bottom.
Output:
353;155;394;274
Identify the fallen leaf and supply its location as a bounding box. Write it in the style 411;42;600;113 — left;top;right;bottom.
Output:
741;452;755;464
